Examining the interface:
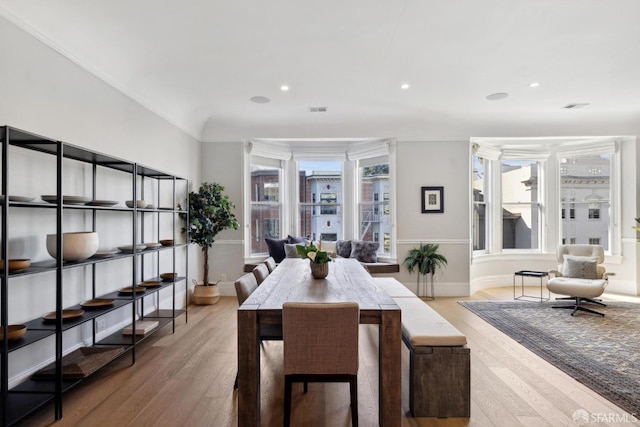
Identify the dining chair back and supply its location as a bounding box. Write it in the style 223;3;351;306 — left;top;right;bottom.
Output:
234;273;258;305
252;263;270;285
264;256;277;273
282;302;360;426
233;272;282;390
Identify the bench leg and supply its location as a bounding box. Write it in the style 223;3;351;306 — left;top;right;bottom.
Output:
409;346;470;418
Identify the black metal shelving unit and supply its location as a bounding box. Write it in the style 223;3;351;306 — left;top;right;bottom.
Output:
0;126;188;425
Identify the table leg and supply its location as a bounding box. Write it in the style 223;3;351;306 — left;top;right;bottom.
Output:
238;308;260;427
379;308;402;427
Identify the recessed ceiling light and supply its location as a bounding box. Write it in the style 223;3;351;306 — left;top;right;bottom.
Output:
280;85;289;92
486;92;508;101
250;96;270;104
401;83;410;90
529;81;540;88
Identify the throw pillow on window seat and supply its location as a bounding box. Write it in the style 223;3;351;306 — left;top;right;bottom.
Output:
265;238;288;263
321;241;337;257
562;255;599;279
287;235;307;244
284;243;300;258
336;240;352;258
349;240;379;263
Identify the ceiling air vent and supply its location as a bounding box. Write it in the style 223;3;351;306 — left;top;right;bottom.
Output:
563;103;590;109
308;107;328;113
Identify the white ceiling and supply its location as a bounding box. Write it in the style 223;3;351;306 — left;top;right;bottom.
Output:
1;0;639;141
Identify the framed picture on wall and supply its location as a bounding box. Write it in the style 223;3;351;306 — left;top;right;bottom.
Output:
421;186;444;213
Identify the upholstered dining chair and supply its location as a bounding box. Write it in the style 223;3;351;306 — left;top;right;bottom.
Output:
233;273;282;389
264;256;277;273
547;244;614;316
282;302;360;427
252;263;270;285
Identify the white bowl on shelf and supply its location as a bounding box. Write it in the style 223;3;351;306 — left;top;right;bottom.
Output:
125;200;147;208
46;232;99;261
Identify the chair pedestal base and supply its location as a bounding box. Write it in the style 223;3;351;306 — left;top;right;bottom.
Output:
552;297;606;316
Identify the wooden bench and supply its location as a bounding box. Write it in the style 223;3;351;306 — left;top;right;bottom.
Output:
392;296;470;418
373;277;469;418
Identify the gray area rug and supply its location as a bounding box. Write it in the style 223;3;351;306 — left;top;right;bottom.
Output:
459;300;640;415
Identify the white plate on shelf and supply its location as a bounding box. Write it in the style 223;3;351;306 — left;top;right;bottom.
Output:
143;242;162;249
0;195;35;203
42;195;92;205
118;245;147;253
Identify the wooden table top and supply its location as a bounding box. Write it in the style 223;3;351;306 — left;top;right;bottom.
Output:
242;258;397;313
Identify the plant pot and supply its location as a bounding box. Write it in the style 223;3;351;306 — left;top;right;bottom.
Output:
193;283;220;305
310;261;329;279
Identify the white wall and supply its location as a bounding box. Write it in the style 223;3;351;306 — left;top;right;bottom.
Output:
394;140;471;297
200;141;245;293
0;16;202;385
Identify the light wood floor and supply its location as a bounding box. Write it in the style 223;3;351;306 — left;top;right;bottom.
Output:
16;287;639;427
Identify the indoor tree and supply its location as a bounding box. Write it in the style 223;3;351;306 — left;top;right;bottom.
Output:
184;182;239;286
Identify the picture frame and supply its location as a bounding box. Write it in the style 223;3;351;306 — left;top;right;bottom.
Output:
421;186;444;213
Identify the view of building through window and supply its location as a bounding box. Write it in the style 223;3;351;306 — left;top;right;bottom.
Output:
298;161;343;242
249;157;391;256
472;156;486;251
359;162;391;253
249;162;281;255
560;154;610;250
501;160;540;250
473;151;612;253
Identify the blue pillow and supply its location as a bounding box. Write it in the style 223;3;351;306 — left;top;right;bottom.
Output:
265;238;287;263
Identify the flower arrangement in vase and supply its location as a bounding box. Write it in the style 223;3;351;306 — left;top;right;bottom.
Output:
296;239;333;279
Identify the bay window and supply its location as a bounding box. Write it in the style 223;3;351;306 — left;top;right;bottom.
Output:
471;137;619;256
245;139;395;259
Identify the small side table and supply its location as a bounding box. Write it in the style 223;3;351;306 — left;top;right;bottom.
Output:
513;270;550;302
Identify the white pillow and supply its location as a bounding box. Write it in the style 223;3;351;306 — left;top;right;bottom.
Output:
321;241;337;256
284;243;300;258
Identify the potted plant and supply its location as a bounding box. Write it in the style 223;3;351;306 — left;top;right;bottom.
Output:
402;243;448;300
296;240;332;279
183;182;239;304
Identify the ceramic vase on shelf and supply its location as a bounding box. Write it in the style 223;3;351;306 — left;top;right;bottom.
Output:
310;261;329;279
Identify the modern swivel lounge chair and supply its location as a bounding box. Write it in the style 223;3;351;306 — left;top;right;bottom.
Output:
547;244;614;316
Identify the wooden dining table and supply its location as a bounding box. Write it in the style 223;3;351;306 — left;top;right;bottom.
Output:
237;257;402;426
